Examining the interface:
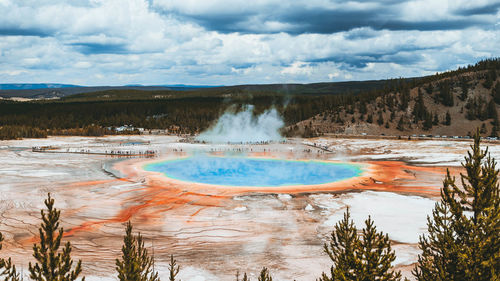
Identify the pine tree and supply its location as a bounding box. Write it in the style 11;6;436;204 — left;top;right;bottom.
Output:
0;232;20;281
400;87;410;110
168;255;180;281
396;116;405;131
318;210;358;281
319;209;403;281
493;82;500;104
423;113;433;130
377;111;384;125
359;102;367;115
480;123;487;134
433;113;439;125
489;99;499;137
116;221;160;281
444;111;451;126
412;195;463;281
491;112;499;138
413;88;428;122
487;99;497;119
29;193;84;281
236;268;271;281
413;130;500;281
459;77;469;101
483;69;496;89
367;114;373;124
438;81;454;106
357;217;402;281
236;272;250;281
258;267;272;281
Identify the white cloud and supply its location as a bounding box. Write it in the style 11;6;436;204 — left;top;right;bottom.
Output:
328;72;339;80
281;61;313;76
0;0;498;85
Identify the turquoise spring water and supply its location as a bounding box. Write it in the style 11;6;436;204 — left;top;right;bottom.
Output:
144;156;363;187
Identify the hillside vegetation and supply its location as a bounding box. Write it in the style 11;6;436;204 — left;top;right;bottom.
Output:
290;58;500;138
0;58;498;140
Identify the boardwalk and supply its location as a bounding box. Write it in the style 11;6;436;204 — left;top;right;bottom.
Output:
32;146;156;156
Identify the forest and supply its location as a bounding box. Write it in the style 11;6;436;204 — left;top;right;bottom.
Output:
0;58;499;140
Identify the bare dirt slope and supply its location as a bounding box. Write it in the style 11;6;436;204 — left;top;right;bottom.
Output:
293;69;500;138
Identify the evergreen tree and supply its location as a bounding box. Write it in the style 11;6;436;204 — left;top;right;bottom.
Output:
480;123;487;134
465;97;477;120
235;272;250;281
487;99;497;119
400;87;410;110
377;111;384;125
258;267;273;281
490;121;498;138
168;255;180;281
478;96;489;121
493;82;500;104
424;84;433;95
236;268;272;281
357;217;402;281
413;194;462;281
459;77;469;101
438;81;454;106
423;113;433;131
366;114;373;124
359;102;367;115
389;111;395;122
483;69;496;89
490;108;499;137
396;116;405;131
336;115;344;125
413;88;428;122
116;221;160;281
444;111;451;126
29;193;84;281
433;113;439;125
413;131;500;281
319;210;358;281
319;209;403;281
0;232;20;281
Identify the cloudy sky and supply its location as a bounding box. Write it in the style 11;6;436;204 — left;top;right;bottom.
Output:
0;0;499;86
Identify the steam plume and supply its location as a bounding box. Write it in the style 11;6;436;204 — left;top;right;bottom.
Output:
196;105;284;143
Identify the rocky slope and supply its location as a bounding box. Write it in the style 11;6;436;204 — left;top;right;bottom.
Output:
292;61;500;138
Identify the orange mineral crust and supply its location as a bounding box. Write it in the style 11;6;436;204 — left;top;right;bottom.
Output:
1;136;484;281
43;156;450;241
115;156;448;197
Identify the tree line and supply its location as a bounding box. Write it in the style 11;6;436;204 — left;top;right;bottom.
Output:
1;131;498;280
300;58;500;136
0;58;499;140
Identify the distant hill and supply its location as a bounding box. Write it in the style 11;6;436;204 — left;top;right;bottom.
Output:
0;83;80;90
289;58;500;138
205;80;398;95
1;58;498;140
0;85;217;99
0;79;413;100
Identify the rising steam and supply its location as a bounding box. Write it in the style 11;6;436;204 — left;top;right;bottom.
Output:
196;105;284;143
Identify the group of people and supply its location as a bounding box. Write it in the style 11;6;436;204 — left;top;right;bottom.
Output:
32;146;157;156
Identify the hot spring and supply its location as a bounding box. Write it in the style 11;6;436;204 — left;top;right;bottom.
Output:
144;156;363;187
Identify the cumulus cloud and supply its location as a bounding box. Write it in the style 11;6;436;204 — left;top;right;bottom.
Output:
0;0;498;85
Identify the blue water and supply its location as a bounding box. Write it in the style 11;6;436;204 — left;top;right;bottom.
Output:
144;156;362;187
